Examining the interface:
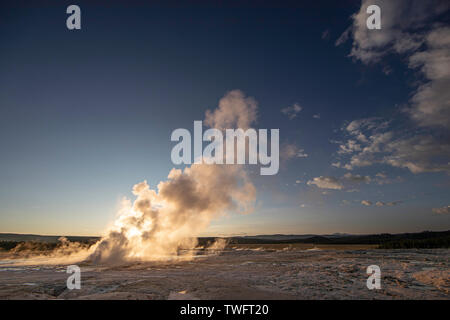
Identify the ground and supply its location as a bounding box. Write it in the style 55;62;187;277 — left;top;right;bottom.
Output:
0;246;448;299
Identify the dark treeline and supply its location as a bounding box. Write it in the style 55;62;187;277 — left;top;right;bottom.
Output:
0;239;98;252
199;230;450;248
1;231;449;251
379;235;450;249
0;233;100;243
0;241;20;251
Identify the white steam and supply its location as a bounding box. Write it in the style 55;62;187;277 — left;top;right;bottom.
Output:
88;164;255;264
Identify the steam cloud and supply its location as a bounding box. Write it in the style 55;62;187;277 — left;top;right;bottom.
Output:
89;164;255;264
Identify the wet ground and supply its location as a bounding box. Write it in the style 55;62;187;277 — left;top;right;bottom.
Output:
0;248;448;299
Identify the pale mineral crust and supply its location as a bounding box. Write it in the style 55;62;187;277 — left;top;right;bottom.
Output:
0;248;448;300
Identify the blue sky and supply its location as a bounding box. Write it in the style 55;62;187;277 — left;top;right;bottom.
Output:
0;1;449;236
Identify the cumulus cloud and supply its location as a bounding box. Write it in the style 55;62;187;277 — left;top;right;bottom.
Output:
336;0;448;64
375;201;402;207
307;176;344;190
281;103;302;120
335;1;450;175
334;117;450;174
382;135;450;173
345;117;389;135
408;26;450;128
280;143;308;160
307;172;372;192
432;206;450;214
375;172;387;179
374;172;402;185
205;89;258;130
343;173;371;184
337;1;450;130
338;140;362;154
332;161;346;169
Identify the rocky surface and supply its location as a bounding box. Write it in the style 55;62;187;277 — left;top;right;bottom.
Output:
0;248;448;299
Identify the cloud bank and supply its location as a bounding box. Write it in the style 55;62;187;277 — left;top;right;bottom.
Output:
335;1;450;174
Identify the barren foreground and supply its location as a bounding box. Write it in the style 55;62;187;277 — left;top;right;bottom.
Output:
0;247;448;299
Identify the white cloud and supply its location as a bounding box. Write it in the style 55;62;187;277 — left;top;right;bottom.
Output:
343;173;371;184
334;118;450;174
281;103;302;120
346;117;384;134
376;201;402;207
307;173;372;192
335;26;350;46
337;1;450;129
332;162;341;168
374;172;401;185
205;89;258;130
307;176;344;190
338;140;361;154
297;149;308;158
408;26;450;128
361;200;372;206
383;135;450;174
375;172;387;179
335;3;450;180
280;143;308;160
432;206;450;214
336;0;448;64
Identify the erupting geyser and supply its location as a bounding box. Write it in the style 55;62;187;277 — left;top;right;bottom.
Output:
88;163;255;264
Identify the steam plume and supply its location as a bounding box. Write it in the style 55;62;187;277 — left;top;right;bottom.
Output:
88;163;255;264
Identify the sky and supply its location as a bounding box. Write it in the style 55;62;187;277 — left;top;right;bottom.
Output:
0;0;449;236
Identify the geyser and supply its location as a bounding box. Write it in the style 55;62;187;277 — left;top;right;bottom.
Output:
88;163;255;264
